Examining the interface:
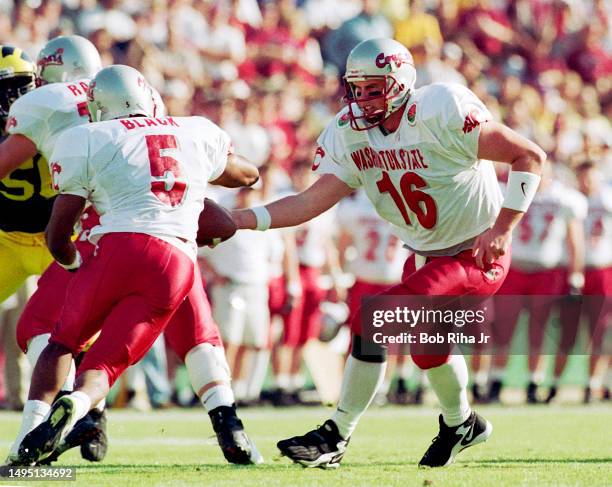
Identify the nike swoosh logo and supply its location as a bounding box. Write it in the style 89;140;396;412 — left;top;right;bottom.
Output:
521;182;527;196
460;425;476;445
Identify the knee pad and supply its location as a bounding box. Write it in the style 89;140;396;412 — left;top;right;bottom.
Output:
350;334;387;363
411;353;450;370
185;343;231;396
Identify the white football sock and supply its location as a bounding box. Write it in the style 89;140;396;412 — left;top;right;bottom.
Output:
93;398;106;412
474;370;488;388
276;374;290;391
66;391;92;429
245;349;270;401
330;356;386;439
427;355;471;427
589;376;602;390
489;367;505;382
289;374;305;392
232;380;247;401
202;385;236;411
8;400;50;458
530;370;544;384
185;343;235;412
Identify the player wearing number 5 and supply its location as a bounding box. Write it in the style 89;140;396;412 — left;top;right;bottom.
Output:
233;38;546;468
0;37;101;302
16;65;259;465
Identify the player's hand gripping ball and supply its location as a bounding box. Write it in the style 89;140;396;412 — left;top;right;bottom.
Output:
196;198;237;247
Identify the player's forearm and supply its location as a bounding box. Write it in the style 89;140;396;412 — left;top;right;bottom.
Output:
234;175;351;230
45;194;87;268
233;193;322;230
491;207;523;235
211;154;259;188
0;134;38;179
46;237;78;267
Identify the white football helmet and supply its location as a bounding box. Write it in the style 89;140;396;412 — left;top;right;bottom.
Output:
87;65;155;122
344;38;416;130
36;35;101;84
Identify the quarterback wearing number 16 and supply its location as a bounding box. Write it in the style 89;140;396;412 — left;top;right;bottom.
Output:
232;38;546;469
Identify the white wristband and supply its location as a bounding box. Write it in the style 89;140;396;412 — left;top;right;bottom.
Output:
59;249;82;272
252;206;272;231
502;170;541;212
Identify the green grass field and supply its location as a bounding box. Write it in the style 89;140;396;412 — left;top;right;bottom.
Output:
1;405;610;486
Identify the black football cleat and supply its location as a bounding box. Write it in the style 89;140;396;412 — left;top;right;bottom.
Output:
80;409;108;461
277;419;349;469
40;408;108;465
18;396;77;465
544;386;557;404
419;412;492;468
488;379;502;404
209;405;263;465
526;382;539;404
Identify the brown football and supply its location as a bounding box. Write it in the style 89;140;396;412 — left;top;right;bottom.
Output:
196;198;237;247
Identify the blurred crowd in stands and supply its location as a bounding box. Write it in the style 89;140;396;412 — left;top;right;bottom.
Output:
1;0;609;178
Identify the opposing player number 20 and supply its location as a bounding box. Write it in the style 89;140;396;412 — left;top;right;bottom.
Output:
376;171;437;229
145;134;187;207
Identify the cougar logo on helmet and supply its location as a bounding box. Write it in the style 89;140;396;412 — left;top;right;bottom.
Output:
38;48;64;68
375;52;412;70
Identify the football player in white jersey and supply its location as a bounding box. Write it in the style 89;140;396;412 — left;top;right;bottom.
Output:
0;36;106;465
487;162;587;404
0;36;100;303
14;65;260;466
232;38;546;468
574;162;611;402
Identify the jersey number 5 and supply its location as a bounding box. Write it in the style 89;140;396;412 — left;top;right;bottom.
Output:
146;134;186;207
376;171;437;229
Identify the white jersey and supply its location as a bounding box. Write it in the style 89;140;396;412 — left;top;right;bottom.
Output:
338;190;408;284
7;79;91;161
511;181;587;269
201;230;273;284
584;188;612;268
267;229;287;279
296;206;336;268
313;83;503;253
50;115;230;260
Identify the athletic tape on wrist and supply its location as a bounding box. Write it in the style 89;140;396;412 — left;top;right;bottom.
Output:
252;206;272;231
502;170;541;212
59;250;82;272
